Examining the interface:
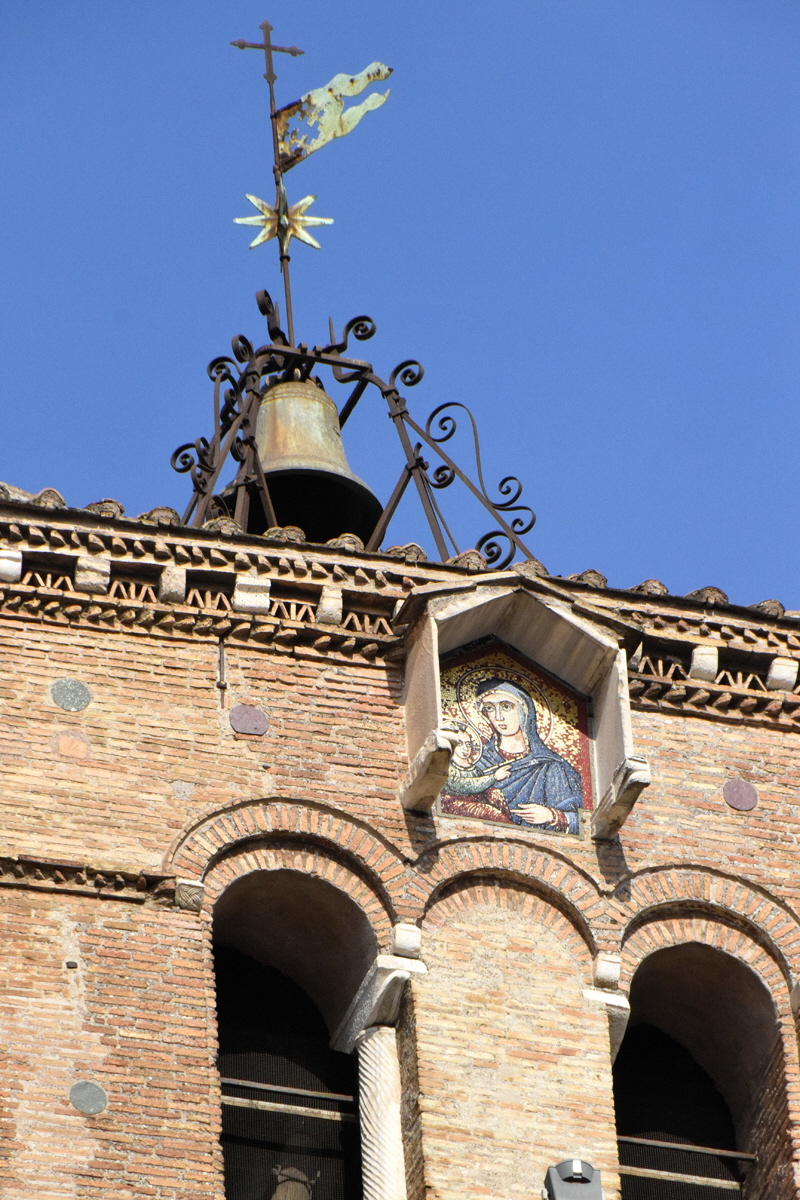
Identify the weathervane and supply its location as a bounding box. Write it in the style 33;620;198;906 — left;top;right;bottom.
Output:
232;20;391;345
172;19;537;568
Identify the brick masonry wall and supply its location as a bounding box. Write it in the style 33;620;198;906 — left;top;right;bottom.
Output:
0;890;222;1200
3;571;800;1197
415;883;620;1200
622;709;800;906
0;618;408;869
747;1032;797;1200
396;987;426;1200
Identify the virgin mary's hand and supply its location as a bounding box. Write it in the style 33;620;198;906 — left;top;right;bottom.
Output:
514;803;553;825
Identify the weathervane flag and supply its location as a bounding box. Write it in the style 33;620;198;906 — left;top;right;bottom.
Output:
231;20;392;346
276;63;392;171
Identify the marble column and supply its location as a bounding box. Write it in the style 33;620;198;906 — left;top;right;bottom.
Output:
355;1025;407;1200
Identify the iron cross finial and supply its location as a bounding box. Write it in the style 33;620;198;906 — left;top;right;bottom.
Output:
230;22;304;90
230;19;390;350
230;19;306;344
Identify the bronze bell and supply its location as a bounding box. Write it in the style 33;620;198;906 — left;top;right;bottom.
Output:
252;379;382;544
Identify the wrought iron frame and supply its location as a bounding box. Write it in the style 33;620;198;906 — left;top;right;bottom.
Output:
172;292;536;569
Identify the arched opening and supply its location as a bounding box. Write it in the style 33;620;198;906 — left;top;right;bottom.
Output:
613;943;793;1199
213;869;378;1200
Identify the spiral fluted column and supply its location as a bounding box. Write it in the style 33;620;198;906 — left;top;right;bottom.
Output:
355;1025;407;1200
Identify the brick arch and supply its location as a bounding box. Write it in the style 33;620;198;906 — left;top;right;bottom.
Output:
164;795;410;918
619;912;800;1199
408;837;604;955
203;840;394;948
621;915;792;1013
423;877;593;973
613;866;800;987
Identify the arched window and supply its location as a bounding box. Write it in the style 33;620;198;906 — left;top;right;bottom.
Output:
613;944;793;1199
213;869;378;1200
215;946;361;1200
614;1023;741;1196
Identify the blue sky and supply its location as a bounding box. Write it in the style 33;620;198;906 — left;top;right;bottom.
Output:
2;2;799;606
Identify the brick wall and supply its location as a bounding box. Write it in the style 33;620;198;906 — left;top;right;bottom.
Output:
416;883;620;1200
396;988;425;1200
3;550;800;1197
0;892;222;1199
747;1032;797;1200
0;618;408;870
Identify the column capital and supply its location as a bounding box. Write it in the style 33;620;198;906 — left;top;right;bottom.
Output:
331;953;427;1054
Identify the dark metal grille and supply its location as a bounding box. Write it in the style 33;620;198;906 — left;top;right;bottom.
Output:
614;1025;752;1200
618;1136;750;1198
215;946;362;1200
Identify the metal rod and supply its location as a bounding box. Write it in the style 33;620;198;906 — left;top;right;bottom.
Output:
189;396;253;527
248;436;278;528
221;1095;358;1123
280;249;295;347
364;462;414;552
617;1166;740;1190
385;404;449;559
402;409;535;560
338;377;368;428
180;489;200;526
420;470;460;556
231;40;303;56
618;1137;756;1162
216;639;227;704
258;19;296;348
220;1077;354;1103
232;449;252;529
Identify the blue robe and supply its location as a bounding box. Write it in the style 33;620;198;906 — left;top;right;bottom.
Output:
471;682;584;834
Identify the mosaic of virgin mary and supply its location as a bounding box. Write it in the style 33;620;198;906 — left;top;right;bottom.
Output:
438;641;592;835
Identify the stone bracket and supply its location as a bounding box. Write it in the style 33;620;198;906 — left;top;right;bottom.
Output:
75;555;111;594
591;754;651;840
331;953;427;1053
583;986;630;1062
159;565;187;604
0;549;22;583
174;879;205;912
767;656;799;692
232;573;272;615
399;728;458;812
316;584;344;625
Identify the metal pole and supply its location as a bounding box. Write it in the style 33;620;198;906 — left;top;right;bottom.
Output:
259;20;295;345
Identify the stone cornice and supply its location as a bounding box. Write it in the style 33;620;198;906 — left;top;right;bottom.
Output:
2;506;799;721
0;503;462;580
627;646;800;729
0;854;179;906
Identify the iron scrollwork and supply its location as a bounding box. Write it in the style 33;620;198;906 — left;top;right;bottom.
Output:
420;402;535;568
171;290;536;565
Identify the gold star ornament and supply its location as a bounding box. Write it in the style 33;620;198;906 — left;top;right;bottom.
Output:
234;192;333;250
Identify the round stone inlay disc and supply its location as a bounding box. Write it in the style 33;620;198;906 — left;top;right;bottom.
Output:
229;704;269;736
69;1081;107;1114
723;778;758;811
51;679;92;712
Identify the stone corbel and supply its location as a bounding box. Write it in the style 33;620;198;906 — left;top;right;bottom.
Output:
591;754;651;840
232;573;271;615
398;728;458;812
159;565;187;604
174;879;205;912
0;549;22;582
75;555;111;595
331;952;427;1053
584;953;629;1063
